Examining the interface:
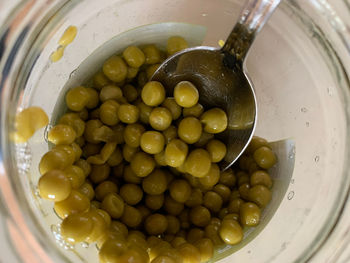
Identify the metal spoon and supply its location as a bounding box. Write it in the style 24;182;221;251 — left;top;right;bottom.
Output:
152;0;281;170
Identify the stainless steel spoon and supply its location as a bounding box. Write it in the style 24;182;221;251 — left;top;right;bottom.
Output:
152;0;281;170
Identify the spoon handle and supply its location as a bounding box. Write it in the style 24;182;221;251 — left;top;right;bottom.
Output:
222;0;281;65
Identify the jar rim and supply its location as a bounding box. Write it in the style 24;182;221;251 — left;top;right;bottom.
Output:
1;1;350;262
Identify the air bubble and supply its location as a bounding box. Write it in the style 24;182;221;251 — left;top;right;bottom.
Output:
287;191;294;200
301;107;308;113
314;156;320;162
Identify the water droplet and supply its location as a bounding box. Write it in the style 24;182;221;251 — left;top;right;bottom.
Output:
327;87;333;96
314;156;320;162
15;144;32;175
51;224;58;234
243;10;249;17
51;224;74;250
306;122;310;127
81;242;89;248
291;179;295;184
62;243;74;250
301;107;308;113
44;125;52;143
34;188;40;197
287;191;294;200
288;146;296;159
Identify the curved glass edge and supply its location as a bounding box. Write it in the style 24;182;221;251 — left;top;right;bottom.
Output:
1;0;350;262
0;0;77;262
281;1;350;262
305;1;350;262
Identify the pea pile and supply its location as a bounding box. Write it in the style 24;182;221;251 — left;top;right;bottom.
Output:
37;36;277;263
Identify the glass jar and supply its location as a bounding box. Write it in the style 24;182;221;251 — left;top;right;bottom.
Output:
1;0;350;262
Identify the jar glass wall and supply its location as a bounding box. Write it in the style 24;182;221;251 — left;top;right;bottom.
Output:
1;0;350;262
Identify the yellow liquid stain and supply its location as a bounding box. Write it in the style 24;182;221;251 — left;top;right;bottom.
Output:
50;46;65;62
14;106;49;143
58;26;78;46
51;25;78;62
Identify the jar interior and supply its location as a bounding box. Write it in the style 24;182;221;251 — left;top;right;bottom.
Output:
8;0;350;262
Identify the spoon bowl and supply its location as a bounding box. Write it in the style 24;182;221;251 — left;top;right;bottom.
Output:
152;46;256;170
152;0;281;170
